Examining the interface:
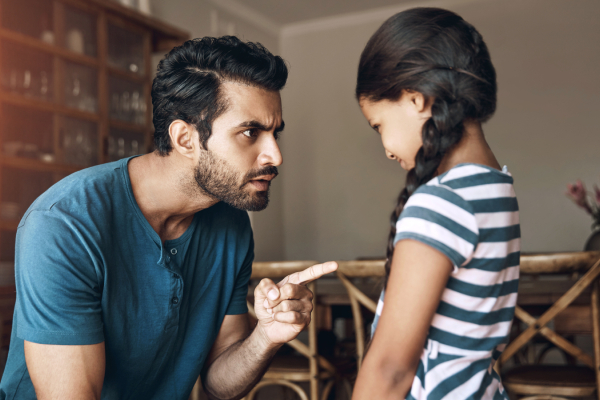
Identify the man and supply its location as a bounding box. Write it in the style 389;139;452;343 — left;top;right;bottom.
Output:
0;36;336;399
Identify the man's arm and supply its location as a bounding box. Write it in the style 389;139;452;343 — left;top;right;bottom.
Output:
202;262;338;400
201;314;275;400
24;341;105;400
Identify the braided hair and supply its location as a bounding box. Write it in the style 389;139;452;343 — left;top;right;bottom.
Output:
356;8;497;287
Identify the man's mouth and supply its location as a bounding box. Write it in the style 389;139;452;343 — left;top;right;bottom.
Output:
247;174;276;191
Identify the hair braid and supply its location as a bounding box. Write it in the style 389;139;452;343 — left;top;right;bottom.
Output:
383;99;466;286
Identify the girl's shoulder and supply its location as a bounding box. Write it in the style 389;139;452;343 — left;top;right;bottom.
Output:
435;163;514;189
409;163;516;211
397;163;519;271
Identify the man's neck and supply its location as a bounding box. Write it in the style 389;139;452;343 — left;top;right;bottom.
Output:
127;152;219;242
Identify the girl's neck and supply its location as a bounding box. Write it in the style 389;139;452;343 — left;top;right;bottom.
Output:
437;119;501;175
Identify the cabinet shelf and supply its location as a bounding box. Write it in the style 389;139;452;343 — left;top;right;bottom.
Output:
107;64;148;83
0;29;99;69
110;119;147;133
0;92;99;122
0;156;83;174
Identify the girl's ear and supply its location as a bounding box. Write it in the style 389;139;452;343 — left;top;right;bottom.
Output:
406;90;432;117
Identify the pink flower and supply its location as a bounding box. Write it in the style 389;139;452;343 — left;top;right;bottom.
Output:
566;180;593;215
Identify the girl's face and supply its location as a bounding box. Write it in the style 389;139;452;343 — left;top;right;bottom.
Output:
359;91;432;170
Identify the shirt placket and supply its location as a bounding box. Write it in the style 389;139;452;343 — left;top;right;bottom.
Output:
163;246;183;330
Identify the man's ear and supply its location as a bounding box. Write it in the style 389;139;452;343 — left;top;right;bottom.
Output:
168;120;197;159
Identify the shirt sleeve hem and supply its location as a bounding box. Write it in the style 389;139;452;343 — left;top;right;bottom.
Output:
225;304;249;316
17;325;105;345
394;232;464;272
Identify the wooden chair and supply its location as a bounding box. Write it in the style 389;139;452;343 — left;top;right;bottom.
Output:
335;260;385;370
244;261;337;400
499;251;600;400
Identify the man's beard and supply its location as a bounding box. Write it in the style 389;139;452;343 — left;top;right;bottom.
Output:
194;150;278;212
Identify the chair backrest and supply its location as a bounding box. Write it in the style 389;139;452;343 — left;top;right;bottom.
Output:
520;252;600;274
336;260;385;369
499;252;600;391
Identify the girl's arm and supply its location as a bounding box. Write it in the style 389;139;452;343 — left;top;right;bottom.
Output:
352;239;453;400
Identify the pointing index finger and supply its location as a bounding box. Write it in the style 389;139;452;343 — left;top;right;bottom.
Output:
281;262;338;286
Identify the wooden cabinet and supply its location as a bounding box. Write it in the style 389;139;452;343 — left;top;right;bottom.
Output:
0;0;189;267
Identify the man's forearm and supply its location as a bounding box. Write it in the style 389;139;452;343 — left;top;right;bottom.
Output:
203;327;281;400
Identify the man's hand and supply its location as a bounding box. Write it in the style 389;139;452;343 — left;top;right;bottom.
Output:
202;261;338;399
253;261;338;345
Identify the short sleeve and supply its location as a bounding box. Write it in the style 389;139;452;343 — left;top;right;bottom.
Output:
15;209;104;345
394;184;479;270
225;231;254;315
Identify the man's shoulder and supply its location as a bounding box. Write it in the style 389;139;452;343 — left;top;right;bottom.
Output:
20;160;126;226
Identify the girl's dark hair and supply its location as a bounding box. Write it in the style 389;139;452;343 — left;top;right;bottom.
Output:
152;36;288;154
356;8;497;286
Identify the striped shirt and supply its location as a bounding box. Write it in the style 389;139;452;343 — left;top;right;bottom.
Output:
371;163;520;399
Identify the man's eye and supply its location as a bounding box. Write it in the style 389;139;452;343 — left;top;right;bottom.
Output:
242;129;255;138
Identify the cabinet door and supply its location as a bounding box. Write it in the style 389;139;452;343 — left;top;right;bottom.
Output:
109;128;146;162
1;104;54;163
1;42;54;102
0;0;54;43
107;21;146;76
60;117;99;167
62;61;98;114
109;75;147;125
61;4;97;58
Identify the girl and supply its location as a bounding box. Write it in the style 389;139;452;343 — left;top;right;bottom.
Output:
353;8;519;400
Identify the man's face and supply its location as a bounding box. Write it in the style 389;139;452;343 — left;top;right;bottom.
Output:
194;82;283;211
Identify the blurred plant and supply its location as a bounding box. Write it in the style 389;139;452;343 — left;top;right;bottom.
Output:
566;179;600;230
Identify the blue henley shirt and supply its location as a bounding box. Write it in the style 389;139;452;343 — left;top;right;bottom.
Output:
0;156;253;399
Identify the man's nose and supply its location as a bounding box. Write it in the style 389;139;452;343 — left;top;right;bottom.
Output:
385;150;396;160
257;136;283;167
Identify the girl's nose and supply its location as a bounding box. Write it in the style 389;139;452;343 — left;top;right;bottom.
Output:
385;150;396;160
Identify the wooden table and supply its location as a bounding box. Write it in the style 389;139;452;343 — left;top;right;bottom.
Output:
250;253;600;330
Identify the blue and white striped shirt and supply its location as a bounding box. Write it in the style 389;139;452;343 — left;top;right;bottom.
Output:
372;163;520;399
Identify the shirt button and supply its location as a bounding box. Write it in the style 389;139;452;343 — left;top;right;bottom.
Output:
170;248;177;255
172;297;179;305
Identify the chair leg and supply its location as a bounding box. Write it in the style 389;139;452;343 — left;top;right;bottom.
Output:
591;279;600;400
320;380;335;400
308;282;319;400
188;376;202;400
245;380;309;400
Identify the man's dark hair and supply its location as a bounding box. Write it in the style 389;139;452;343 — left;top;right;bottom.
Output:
152;36;288;155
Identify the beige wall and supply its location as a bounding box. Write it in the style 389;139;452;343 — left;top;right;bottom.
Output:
151;0;600;262
280;0;600;261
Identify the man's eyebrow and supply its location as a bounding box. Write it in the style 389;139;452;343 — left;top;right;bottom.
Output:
275;120;285;134
236;120;285;133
